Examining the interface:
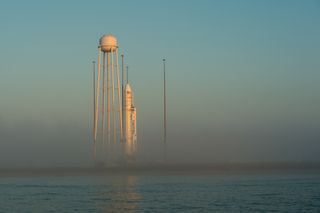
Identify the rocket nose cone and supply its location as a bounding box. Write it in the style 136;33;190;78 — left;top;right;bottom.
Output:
125;83;132;92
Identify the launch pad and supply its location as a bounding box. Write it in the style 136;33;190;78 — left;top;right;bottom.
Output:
92;34;137;164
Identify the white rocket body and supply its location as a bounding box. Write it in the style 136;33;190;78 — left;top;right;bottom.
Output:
124;83;137;157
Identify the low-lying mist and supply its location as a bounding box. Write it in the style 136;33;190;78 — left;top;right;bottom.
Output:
0;118;320;168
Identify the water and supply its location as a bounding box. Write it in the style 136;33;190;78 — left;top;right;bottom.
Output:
1;172;320;212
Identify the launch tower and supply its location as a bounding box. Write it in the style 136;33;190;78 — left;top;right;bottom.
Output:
92;34;137;163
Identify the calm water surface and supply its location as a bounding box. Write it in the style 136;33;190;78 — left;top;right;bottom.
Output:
0;173;320;212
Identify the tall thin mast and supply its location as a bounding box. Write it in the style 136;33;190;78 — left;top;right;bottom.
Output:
163;59;166;145
121;55;124;89
94;47;101;142
92;61;96;140
116;49;123;143
92;60;96;159
126;66;129;84
121;54;124;142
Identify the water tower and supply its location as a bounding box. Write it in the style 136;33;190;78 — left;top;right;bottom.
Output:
93;34;123;158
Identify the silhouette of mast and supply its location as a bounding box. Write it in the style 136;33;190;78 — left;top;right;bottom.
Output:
163;59;166;145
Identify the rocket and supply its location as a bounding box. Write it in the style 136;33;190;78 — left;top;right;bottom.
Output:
124;83;137;157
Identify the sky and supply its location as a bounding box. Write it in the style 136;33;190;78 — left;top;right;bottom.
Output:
0;0;320;167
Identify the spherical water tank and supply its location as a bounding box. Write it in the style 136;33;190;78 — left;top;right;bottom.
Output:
99;34;118;52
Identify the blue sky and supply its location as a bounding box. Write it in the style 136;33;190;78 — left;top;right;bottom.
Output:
0;0;320;166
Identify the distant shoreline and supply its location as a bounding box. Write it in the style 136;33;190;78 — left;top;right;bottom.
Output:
1;162;320;176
